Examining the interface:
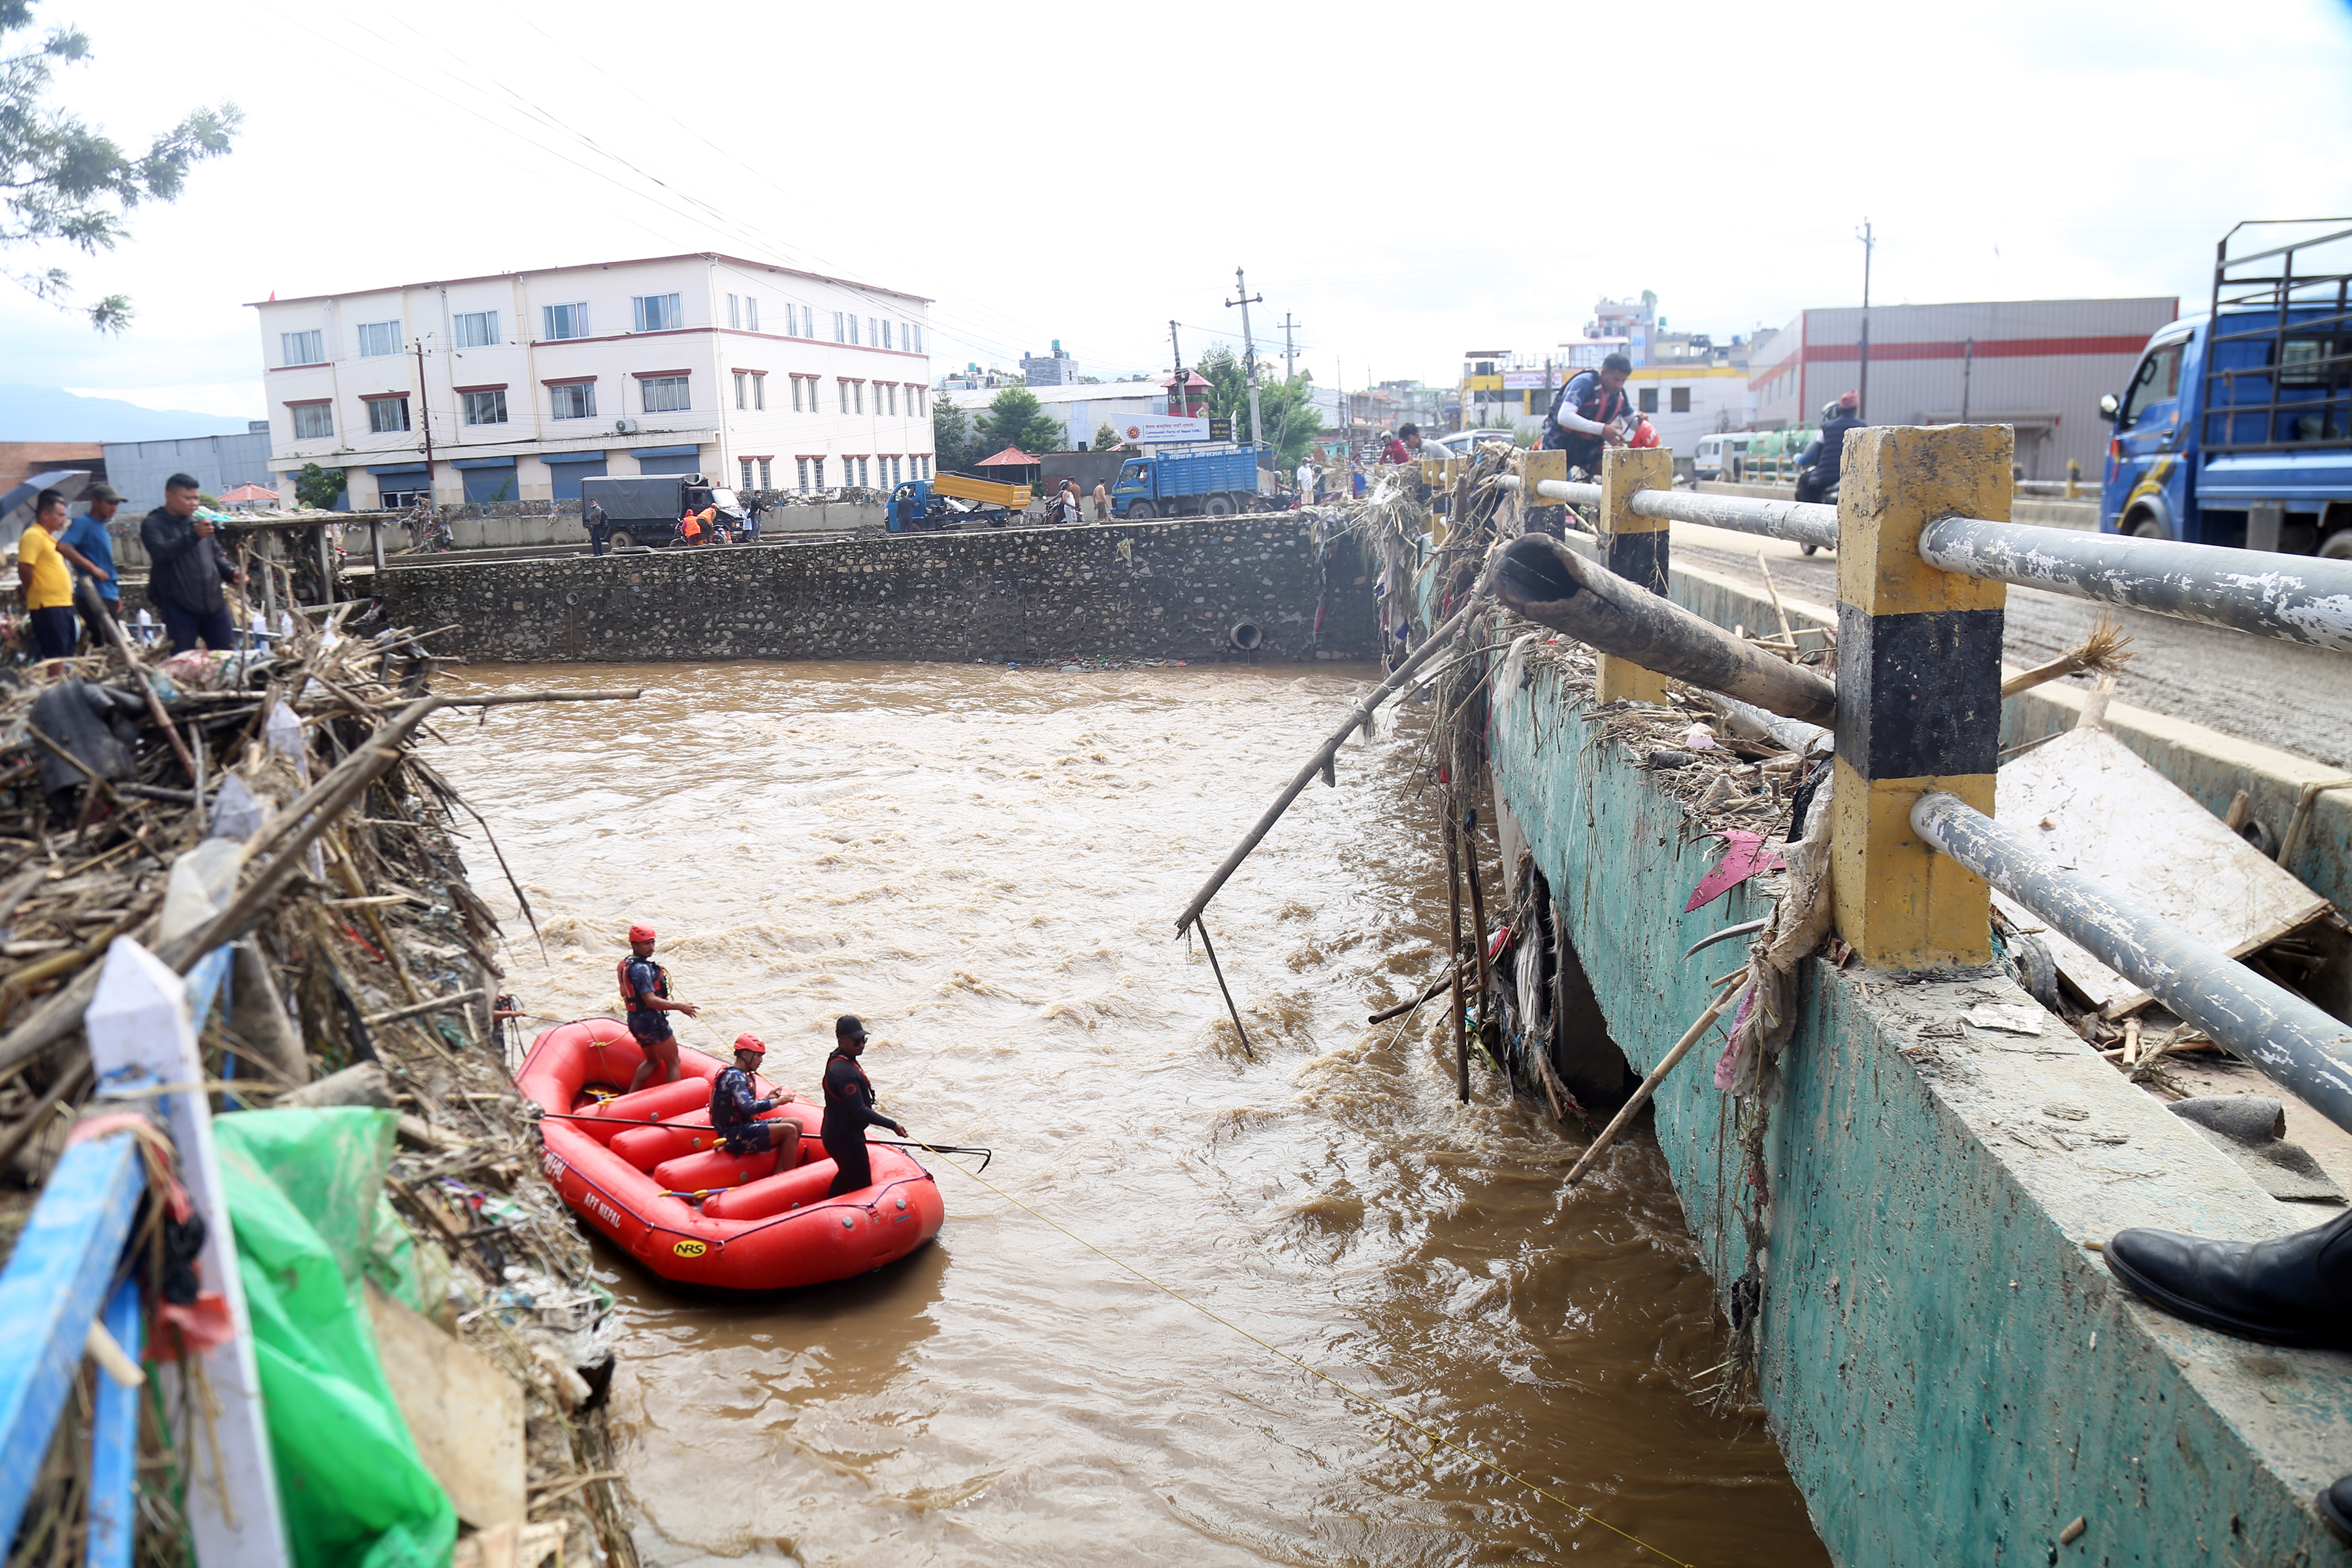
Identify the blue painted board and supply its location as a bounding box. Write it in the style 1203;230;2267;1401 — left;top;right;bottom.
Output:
85;1275;142;1568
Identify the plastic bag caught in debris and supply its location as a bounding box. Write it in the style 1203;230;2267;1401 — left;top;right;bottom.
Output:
214;1106;458;1568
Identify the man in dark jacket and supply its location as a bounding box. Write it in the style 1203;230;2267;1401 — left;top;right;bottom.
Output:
139;473;240;653
822;1015;906;1197
1797;391;1865;504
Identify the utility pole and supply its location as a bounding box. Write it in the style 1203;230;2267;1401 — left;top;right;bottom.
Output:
414;337;434;483
1280;313;1298;382
1224;266;1264;451
1855;218;1876;421
1960;335;1974;423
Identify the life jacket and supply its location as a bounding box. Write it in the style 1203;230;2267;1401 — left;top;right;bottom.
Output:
825;1049;875;1116
617;956;668;1015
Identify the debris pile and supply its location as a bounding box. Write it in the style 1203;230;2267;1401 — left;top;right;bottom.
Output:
0;608;638;1566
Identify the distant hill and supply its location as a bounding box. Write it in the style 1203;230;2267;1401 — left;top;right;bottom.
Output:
0;385;256;442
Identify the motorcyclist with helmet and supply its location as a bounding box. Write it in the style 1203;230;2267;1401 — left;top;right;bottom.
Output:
1795;390;1865;506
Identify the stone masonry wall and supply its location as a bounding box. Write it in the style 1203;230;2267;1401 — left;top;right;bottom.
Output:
370;514;1377;666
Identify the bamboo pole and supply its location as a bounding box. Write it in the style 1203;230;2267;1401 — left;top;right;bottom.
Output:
1193;919;1254;1061
1563;975;1745;1187
1173;599;1480;936
1445;794;1469;1103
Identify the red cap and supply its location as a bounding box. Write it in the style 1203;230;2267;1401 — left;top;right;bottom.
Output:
732;1033;766;1056
628;923;657;943
1838;390;1859;411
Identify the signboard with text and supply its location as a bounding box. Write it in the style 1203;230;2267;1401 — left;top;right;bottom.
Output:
1209;417;1233;441
1502;370;1553;391
1121;414;1211;444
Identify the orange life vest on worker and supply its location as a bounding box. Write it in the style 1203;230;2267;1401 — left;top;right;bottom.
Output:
617;956;670;1017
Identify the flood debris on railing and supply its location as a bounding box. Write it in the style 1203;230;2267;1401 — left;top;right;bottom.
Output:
0;606;640;1567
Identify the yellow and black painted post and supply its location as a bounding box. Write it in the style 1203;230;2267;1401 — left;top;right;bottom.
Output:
1594;446;1676;706
1522;448;1567;536
1829;424;2011;970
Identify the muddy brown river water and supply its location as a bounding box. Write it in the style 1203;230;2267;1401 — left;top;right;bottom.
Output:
435;660;1831;1568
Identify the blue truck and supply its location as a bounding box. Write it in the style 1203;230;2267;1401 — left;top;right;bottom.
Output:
1108;448;1266;520
2100;221;2352;557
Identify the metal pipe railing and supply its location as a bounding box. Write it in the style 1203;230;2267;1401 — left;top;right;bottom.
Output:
1500;474;1839;550
1911;790;2352;1135
1917;517;2352;655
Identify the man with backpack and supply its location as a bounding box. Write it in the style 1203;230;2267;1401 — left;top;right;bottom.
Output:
1543;353;1637;475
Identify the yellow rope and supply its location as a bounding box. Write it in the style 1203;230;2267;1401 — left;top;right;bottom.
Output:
926;1152;1697;1566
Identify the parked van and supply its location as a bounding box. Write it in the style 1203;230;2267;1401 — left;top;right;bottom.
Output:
1693;433;1754;482
2100;221;2352;556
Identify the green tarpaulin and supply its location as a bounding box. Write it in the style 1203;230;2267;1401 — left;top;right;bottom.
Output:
214;1107;457;1568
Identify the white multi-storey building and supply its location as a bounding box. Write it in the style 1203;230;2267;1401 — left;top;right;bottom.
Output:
248;253;933;508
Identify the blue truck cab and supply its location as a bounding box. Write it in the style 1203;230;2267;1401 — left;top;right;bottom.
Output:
1109;448;1264;521
2100;221;2352;557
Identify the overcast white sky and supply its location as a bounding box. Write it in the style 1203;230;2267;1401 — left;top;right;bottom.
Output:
10;0;2352;419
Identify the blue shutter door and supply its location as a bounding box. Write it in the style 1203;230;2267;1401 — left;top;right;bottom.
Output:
461;464;520;503
547;459;607;501
635;453;700;476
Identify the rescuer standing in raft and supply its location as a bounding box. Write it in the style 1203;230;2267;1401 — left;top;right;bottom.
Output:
824;1015;906;1196
618;923;700;1092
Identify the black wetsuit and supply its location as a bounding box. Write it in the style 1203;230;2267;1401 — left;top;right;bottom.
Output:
822;1049;894;1196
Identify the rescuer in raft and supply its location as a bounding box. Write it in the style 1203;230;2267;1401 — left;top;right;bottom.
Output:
712;1033;804;1163
618;923;701;1092
824;1015;907;1196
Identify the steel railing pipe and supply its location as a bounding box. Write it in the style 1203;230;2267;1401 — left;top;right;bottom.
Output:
1910;790;2352;1135
1624;489;1839;551
1917;517;2352;655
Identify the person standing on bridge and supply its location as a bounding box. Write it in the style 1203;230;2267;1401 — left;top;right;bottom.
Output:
823;1015;906;1197
618;923;700;1092
1093;479;1110;523
1543;353;1635;476
1296;459;1318;506
140;474;242;654
585;499;610;556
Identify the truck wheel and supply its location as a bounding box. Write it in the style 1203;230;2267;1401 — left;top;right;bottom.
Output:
1128;500;1157;521
1203;494;1234;517
2321;530;2352;561
2128;512;2168;541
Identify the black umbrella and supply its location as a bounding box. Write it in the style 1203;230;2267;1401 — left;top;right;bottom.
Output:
0;470;92;546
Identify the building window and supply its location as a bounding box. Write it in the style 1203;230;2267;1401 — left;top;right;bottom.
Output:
834;311;846;343
1670;386;1692;414
856;456;870;487
791;376;804;413
911;387;925;417
728;294;742;329
868;318;879;349
642;374;690;413
290;401;333;439
838;378;850;414
853;382;864;414
550;382;597;419
367;397;410;434
745;297;759;333
740;457;755;489
633;293;682;332
880;320;892;351
357;320;401;357
544;302;590;340
734;372;747;410
847;315;860;346
883;384;896;416
453;310;500;348
1638;387;1659;414
753;373;766;411
758;458;771;488
796;457;809;491
462;388;508;425
912;324;923;354
919;454;930;479
282;329;324;366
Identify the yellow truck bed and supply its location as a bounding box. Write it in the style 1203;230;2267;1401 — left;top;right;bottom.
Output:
934;474;1032;509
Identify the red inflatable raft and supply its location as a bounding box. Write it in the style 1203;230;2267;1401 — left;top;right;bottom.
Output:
517;1017;944;1289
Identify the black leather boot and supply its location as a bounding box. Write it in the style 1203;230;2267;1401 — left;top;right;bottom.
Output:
2102;1209;2352;1349
2321;1475;2352;1545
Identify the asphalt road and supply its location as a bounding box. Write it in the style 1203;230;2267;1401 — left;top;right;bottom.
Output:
1666;521;2352;772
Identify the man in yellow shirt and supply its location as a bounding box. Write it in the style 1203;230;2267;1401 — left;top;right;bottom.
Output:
18;490;78;666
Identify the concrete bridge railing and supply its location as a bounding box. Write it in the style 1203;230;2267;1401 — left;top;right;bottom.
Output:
1480;429;2352;1134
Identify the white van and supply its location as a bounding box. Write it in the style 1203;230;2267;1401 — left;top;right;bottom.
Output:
1693;433;1753;482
